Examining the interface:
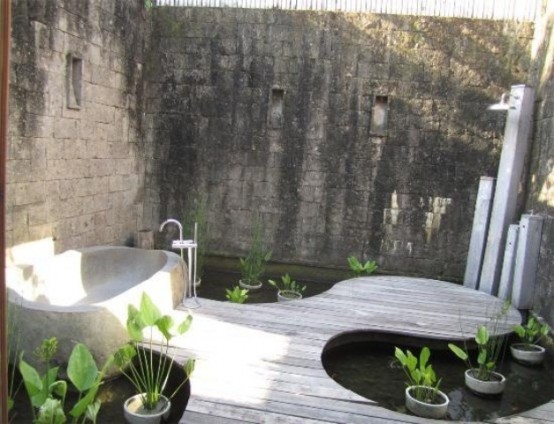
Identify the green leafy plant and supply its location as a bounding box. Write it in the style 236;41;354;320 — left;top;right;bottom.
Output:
394;347;443;403
347;256;378;277
449;324;507;381
239;220;272;286
513;315;551;345
225;286;249;304
18;337;112;424
7;301;23;421
268;274;306;295
114;292;196;412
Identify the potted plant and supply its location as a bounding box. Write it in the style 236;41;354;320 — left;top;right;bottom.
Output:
268;274;306;302
511;314;551;366
347;256;378;277
225;286;249;304
114;292;196;424
394;346;449;419
18;336;112;423
448;325;507;396
239;220;271;290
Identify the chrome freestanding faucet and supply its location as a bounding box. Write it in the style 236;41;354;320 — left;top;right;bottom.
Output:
159;219;200;308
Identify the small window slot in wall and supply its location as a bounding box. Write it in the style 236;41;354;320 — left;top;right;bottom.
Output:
269;88;285;129
67;54;83;110
370;95;388;136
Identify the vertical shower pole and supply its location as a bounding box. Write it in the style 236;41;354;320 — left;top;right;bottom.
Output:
479;85;535;295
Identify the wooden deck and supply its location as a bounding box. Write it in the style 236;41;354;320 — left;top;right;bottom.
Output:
168;275;554;423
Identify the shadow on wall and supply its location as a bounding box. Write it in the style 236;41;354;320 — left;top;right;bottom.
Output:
144;8;532;280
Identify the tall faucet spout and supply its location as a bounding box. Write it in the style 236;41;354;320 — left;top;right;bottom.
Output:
159;218;183;241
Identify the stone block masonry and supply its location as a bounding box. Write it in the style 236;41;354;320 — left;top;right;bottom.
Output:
7;0;146;253
144;8;533;280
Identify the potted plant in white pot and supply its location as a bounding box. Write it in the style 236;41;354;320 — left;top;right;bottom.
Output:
268;274;306;302
511;314;551;366
448;325;507;396
114;293;196;424
394;346;449;419
239;220;271;290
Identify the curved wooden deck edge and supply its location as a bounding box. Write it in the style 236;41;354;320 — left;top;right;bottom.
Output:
169;276;552;424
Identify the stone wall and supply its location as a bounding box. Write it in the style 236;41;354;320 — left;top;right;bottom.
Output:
525;4;554;325
144;8;533;279
7;0;146;256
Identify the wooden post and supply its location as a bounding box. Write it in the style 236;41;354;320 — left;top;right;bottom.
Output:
479;85;535;295
512;215;544;309
498;224;519;300
464;176;495;289
0;1;12;422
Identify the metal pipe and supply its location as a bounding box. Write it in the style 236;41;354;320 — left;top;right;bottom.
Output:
0;1;12;422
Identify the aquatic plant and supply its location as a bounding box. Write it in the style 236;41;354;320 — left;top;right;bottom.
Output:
114;292;195;411
347;256;378;277
513;314;551;345
18;337;112;423
394;346;443;404
239;219;271;286
225;286;249;304
268;273;306;296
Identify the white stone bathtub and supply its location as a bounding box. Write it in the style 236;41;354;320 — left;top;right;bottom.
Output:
7;246;186;376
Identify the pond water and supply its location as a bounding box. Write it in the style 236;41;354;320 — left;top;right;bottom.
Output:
322;338;554;421
196;268;336;303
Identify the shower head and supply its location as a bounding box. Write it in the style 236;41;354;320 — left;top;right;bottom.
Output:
487;93;511;111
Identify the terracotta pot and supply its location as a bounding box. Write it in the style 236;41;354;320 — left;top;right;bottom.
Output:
277;290;302;302
405;386;449;419
464;369;506;396
239;279;262;290
510;343;546;366
123;394;171;424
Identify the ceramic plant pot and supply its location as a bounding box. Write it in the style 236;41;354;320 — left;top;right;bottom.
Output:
277;290;303;302
405;386;449;419
239;279;262;290
123;394;171;424
464;369;506;396
510;343;546;366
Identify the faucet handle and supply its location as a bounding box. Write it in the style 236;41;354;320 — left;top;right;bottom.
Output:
172;239;196;249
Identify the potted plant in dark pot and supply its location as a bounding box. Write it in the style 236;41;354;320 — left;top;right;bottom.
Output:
268;274;306;302
449;325;507;396
511;314;551;366
394;346;449;419
239;220;271;290
114;293;196;424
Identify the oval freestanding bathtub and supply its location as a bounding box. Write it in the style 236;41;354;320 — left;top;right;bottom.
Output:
7;246;186;377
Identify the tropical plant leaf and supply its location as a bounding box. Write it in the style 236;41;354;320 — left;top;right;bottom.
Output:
475;325;489;345
67;343;98;392
36;398;66;424
139;293;162;326
69;383;99;419
114;344;137;368
19;359;45;408
48;380;67;399
85;400;101;422
156;315;174;341
177;314;193;334
448;343;468;361
419;347;430;369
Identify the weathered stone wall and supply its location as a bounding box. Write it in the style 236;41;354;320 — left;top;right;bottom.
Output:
7;0;146;255
525;4;554;325
144;8;533;279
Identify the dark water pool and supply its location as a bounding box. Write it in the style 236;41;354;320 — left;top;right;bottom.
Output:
196;268;336;303
322;338;554;421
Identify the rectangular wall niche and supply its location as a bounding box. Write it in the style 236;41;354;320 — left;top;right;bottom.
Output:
67;54;83;109
269;88;285;128
370;95;389;135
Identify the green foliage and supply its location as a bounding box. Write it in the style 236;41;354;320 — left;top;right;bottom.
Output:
183;194;208;280
18;338;111;423
268;273;306;295
239;220;272;285
225;286;249;304
114;292;195;411
513;315;551;345
394;347;442;403
347;256;378;277
7;301;23;420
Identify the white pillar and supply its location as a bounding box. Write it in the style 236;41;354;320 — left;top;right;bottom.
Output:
479;85;535;295
512;215;544;309
464;177;495;289
497;224;519;300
